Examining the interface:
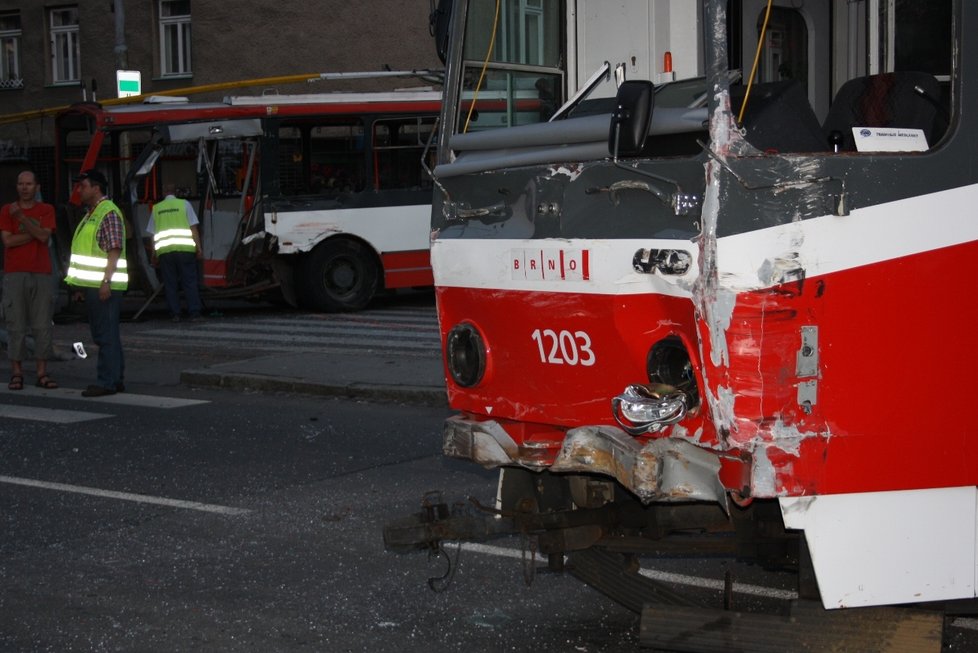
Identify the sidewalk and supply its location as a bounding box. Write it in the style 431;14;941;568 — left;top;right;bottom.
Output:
180;351;448;407
25;297;450;407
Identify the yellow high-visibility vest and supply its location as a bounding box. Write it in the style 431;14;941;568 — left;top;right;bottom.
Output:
151;197;196;254
65;198;128;291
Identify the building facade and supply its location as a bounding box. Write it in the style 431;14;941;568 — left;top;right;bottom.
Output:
0;0;441;201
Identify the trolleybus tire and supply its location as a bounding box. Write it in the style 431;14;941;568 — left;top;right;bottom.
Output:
299;238;379;312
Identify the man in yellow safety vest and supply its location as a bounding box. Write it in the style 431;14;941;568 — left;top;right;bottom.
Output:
147;182;203;322
65;169;127;397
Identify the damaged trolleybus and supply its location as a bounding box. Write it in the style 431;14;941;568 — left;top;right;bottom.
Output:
54;88;440;311
385;0;976;646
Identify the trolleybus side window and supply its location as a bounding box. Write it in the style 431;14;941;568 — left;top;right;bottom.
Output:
372;116;437;191
276;121;365;197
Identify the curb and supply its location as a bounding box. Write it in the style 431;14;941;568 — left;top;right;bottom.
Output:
180;369;448;407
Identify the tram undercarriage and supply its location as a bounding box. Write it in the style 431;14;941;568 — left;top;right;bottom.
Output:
384;468;958;651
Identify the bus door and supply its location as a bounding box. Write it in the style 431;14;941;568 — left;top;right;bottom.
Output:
125;118;263;293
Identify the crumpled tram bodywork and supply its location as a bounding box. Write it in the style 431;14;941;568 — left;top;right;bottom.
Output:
431;0;977;609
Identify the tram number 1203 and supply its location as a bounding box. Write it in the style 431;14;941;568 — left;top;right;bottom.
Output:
531;328;596;366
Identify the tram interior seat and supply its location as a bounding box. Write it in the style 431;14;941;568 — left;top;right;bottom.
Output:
821;71;943;152
728;80;829;153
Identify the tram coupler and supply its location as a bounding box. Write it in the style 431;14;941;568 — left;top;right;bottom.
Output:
382;487;651;554
382;491;522;552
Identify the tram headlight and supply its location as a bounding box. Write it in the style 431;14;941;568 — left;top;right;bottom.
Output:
446;322;486;387
611;337;700;435
612;385;688;435
647;337;698;408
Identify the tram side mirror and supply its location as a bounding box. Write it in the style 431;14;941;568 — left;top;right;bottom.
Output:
609;80;655;158
429;0;453;64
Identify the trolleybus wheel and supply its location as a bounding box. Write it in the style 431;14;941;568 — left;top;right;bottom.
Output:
299;238;379;312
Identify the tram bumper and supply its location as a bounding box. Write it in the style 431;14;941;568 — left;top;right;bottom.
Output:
443;416;725;504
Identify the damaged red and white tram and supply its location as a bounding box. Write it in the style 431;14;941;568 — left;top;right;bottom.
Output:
386;0;976;645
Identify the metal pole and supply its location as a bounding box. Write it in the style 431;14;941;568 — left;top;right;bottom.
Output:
114;0;128;70
0;69;443;126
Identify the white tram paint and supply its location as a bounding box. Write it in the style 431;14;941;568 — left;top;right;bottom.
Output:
715;181;978;290
0;404;113;424
432;183;978;295
0;475;250;515
464;542;798;600
781;486;978;609
431;238;698;298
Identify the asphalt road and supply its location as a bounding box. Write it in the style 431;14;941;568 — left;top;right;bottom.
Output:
0;383;647;652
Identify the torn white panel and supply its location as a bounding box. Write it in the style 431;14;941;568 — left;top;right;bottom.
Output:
780;487;978;609
716;183;978;291
269;204;430;255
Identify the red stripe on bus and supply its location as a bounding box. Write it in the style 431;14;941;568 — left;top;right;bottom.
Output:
381;250;433;289
202;259;228;287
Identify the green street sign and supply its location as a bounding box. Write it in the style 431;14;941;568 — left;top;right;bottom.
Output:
116;70;141;98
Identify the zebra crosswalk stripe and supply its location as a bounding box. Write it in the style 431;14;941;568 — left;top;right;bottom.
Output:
0;404;113;424
0;385;210;408
0;386;210;423
137;309;442;355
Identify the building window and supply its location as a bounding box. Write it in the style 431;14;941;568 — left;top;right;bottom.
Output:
160;0;192;76
0;11;22;90
49;6;80;84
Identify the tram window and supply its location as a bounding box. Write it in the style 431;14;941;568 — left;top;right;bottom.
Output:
463;0;561;68
459;0;563;132
893;0;951;77
460;69;561;132
754;8;808;93
372;117;436;191
820;0;952;153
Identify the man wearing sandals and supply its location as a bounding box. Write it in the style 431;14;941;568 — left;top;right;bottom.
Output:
1;170;58;391
65;169;127;398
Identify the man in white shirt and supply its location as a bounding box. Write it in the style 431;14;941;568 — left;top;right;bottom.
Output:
146;183;203;322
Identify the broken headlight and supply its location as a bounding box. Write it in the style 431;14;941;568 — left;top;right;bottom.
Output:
612;384;688;435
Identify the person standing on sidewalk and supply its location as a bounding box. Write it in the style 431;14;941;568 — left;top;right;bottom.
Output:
146;182;203;322
65;169;127;397
0;170;58;391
